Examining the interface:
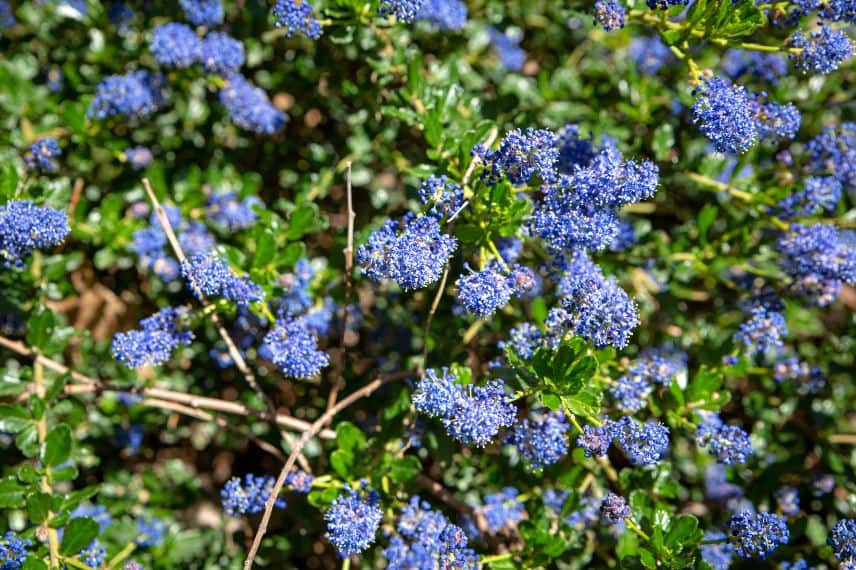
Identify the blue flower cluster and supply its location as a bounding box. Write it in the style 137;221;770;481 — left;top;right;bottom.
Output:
479;487;526;533
773;356;826;393
130;205;214;282
136;517;167;547
417;174;464;219
610;347;687;412
325;484;383;557
776;486;800;516
180;253;264;306
560;269;640;349
150;22;200;69
219;74;287;135
383;496;479;569
696;413;754;465
727;511;790;559
487;27;526;71
701;530;734;569
790;27;854;74
594;0;626;31
260;318;329;378
601;493;631;522
475;128;558;187
0;1;15;30
577;416;670;465
777;223;856;306
206;191;259;231
416;0;468;31
456;264;534;317
272;0;323;39
378;0;425;22
79;540;106;568
413;367;517;446
629;36;675;75
199;32;245;75
284;469;314;493
722;49;788;84
221;474;286;516
124;146;153;170
25;137;61;172
0;201;70;267
357;213;457;290
733;305;788;356
806;122;856;191
828;519;856;568
505;410;570;469
180;0;223;27
692;76;801;153
0;531;30;570
112;307;194;369
775;175;842;218
88;71;168;121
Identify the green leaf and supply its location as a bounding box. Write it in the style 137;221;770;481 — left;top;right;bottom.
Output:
697;204;718;246
285;204;318;240
21;558;48;570
389;455;421;482
60;517;99;555
562;387;602;418
336;421;367;454
0;404;31;433
45;373;70;401
0;478;26;508
639;548;657;569
42;425;72;467
0;163;19;201
540;392;561;411
666;515;700;549
26;491;52;524
330;449;354;478
26;308;56;348
652;124;675;161
16;424;40;457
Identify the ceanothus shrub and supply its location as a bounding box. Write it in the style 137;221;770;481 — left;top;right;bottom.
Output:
0;0;854;568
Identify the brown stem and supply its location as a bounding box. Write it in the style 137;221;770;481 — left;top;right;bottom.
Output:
325;162;355;419
243;376;399;569
141;178;311;471
0;334;336;440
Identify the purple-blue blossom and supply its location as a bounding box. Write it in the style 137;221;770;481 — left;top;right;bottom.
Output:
790;27;854;74
272;0;323;39
87;71;168;120
487;27;526;71
0;531;30;569
479;487;525;533
221;474;286;516
180;0;223;27
505;410;570;469
25;137;61;172
456;266;515;317
416;0;468;31
378;0;426;22
125;146;153;170
733;305;787;356
112;307;194;369
260;318;329;378
828;519;856;565
418;174;463;219
601;493;631;522
325;484;382;557
696;413;754;465
199;32;245;75
594;0;626;31
775;176;842;218
0;201;70;266
474;127;558;186
150;23;200;69
219;74;287;135
692;76;758;154
356;214;457;290
180;253;264;305
728;511;789;559
701;530;734;570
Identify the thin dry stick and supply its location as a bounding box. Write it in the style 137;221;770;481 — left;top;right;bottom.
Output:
143;398;286;460
325;162;355;415
0;334;338;440
141;178;311;471
243;376;397;569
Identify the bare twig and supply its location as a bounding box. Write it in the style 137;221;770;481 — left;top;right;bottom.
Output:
141;178;311;471
243;376;399;569
0;334;337;440
325;162;355;416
